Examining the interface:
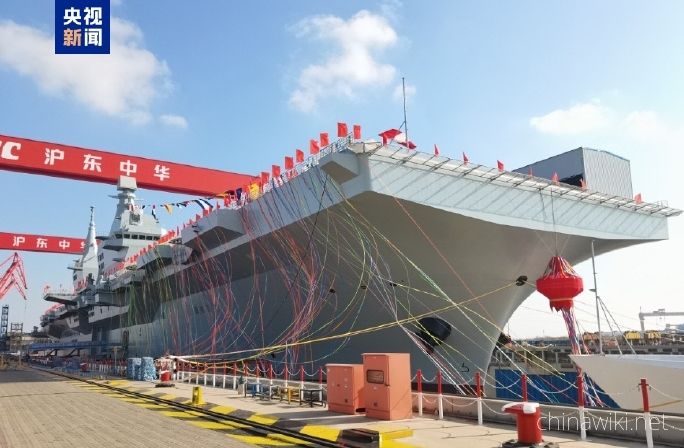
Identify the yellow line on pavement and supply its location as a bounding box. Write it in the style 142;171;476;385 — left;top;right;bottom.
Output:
246;413;278;425
299;425;340;442
227;434;295;446
135;403;168;410
209;405;236;414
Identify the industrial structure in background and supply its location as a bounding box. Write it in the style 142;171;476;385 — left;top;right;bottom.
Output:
0;305;8;351
639;309;684;333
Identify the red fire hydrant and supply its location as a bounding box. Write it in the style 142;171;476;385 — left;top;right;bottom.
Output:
502;402;543;445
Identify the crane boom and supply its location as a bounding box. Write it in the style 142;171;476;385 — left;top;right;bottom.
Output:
0;253;27;301
0;134;257;196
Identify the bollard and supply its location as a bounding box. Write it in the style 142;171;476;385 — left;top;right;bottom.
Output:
192;386;205;406
521;373;528;402
640;378;654;448
269;362;274;385
437;370;444;420
577;374;586;440
256;361;261;384
284;364;289;388
502;402;542;445
300;366;305;400
222;363;227;388
476;371;483;425
233;362;238;390
203;363;208;386
417;369;423;417
212;364;216;387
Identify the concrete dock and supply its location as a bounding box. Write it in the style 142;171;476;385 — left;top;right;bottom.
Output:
2;367;681;447
0;368;266;448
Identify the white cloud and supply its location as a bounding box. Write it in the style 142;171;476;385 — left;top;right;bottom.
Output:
159;114;188;129
392;82;415;103
529;102;613;135
624;110;671;140
380;0;403;23
289;10;398;112
0;18;172;124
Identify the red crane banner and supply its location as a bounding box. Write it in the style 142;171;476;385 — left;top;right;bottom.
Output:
0;135;257;196
0;232;86;255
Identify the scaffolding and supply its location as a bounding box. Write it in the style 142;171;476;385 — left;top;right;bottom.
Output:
0;305;8;352
8;322;23;354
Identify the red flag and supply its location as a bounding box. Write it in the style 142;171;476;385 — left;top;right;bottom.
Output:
497;160;504;172
320;132;330;147
272;164;281;178
260;171;270;185
551;172;559;184
309;139;320;154
379;128;416;149
580;178;586;190
353;124;361;140
634;193;643;204
396;136;416;150
295;149;304;163
434;144;440;156
284;156;294;170
337;122;348;137
463;152;469;165
379;128;402;145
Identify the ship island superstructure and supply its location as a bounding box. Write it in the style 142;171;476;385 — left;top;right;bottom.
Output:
39;137;680;385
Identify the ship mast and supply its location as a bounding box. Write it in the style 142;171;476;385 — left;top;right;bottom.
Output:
590;240;603;354
401;77;408;143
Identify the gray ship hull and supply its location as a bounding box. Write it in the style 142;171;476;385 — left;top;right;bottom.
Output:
44;141;678;384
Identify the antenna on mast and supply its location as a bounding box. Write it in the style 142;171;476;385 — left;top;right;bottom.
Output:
401;77;408;144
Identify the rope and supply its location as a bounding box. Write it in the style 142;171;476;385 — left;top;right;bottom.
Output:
661;422;684;432
481;400;510;416
442;396;478;407
648;384;684;402
179;282;515;360
528;381;576;395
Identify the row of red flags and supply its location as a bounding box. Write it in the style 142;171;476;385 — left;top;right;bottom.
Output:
103;123;645;277
261;122;361;186
382;133;644;203
108;122;365;277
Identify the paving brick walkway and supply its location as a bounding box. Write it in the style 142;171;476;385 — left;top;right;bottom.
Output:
0;368;253;448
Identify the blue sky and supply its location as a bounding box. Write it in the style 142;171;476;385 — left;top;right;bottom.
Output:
1;1;683;337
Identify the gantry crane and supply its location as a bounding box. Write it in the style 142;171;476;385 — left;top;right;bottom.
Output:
639;309;684;333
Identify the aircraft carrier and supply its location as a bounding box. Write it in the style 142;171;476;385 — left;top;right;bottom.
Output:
38;136;680;385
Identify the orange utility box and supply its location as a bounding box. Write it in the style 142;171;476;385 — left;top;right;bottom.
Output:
326;364;365;414
362;353;412;420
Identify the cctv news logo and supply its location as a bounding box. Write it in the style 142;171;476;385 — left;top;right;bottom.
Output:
55;0;110;54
